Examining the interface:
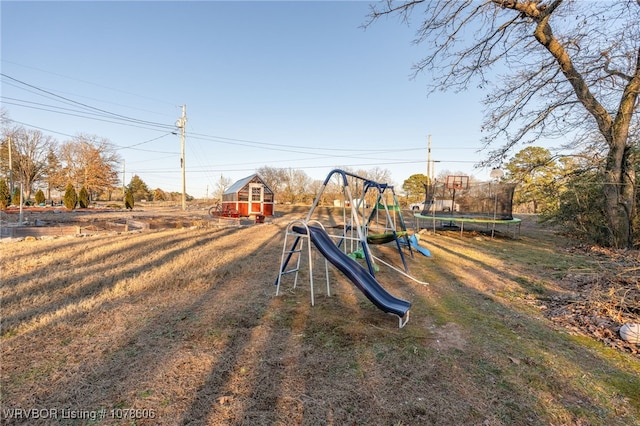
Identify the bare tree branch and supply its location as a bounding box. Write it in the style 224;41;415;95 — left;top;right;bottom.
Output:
365;0;640;247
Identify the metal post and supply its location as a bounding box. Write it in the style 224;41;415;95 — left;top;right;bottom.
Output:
178;105;187;211
490;168;504;239
492;185;498;239
426;134;431;182
8;135;13;194
19;182;23;225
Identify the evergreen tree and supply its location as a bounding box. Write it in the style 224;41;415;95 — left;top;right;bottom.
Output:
402;174;430;204
0;180;10;208
542;169;610;246
34;189;46;205
124;188;134;210
78;186;89;208
44;148;64;200
504;147;560;214
11;187;21;206
128;174;150;201
63;183;77;210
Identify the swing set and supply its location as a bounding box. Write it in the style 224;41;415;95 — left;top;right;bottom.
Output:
275;169;428;327
279;169;425;284
319;170;412;275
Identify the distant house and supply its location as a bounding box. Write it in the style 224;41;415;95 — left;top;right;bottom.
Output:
222;174;274;217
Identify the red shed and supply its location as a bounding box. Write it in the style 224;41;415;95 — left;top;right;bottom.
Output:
222;174;274;217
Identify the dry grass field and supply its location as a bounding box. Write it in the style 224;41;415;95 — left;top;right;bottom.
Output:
1;205;639;425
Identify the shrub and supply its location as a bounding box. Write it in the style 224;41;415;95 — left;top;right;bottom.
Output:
34;189;46;205
78;186;89;208
11;188;21;206
0;180;10;209
541;170;610;245
63;183;77;210
124;189;134;210
153;188;166;201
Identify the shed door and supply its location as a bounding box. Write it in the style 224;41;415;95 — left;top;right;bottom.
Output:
248;183;263;214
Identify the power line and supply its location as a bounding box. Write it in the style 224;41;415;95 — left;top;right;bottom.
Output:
1;97;177;133
186;131;425;154
1;74;492;182
4;118;178;154
3;118;77;138
1;59;176;107
3;74;439;158
4;85;430;159
1;73;175;130
116;132;175;150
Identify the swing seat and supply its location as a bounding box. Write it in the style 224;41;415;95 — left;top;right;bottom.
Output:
367;231;407;245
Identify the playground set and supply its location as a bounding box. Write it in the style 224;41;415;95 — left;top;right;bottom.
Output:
275;169;428;328
414;175;521;238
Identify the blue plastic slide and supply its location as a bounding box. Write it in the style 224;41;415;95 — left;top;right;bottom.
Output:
409;234;431;257
292;225;411;319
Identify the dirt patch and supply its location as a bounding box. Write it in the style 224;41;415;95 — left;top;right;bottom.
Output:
432;322;468;351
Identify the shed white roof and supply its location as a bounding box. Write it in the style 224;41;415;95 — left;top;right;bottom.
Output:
223;174;272;195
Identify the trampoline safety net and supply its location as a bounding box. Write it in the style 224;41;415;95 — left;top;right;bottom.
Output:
421;181;516;220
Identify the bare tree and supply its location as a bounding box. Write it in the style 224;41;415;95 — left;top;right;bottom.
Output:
214;174;232;202
4;127;53;199
57;141;80;186
308;179;329;205
77;135;121;200
366;0;639;248
356;166;394;187
257;166;287;197
280;168;312;204
0;108;9;127
59;134;121;200
44;146;65;200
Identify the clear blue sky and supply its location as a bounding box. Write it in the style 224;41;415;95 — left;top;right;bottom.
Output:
2;0;496;198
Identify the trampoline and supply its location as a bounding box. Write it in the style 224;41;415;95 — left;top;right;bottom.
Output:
414;177;521;238
414;213;522;238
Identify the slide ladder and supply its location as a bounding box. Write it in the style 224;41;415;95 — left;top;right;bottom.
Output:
275;220;329;307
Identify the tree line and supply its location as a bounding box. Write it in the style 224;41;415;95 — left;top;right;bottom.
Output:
0;119;195;209
2;117;637;248
255;165;394;207
0;119;399;211
0;125;122;205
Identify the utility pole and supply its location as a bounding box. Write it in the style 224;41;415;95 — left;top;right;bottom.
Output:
122;160;126;197
426;134;432;183
8;135;13;194
176;105;187;211
19;182;23;225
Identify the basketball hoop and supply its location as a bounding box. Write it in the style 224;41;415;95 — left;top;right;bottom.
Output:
445;175;469;190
